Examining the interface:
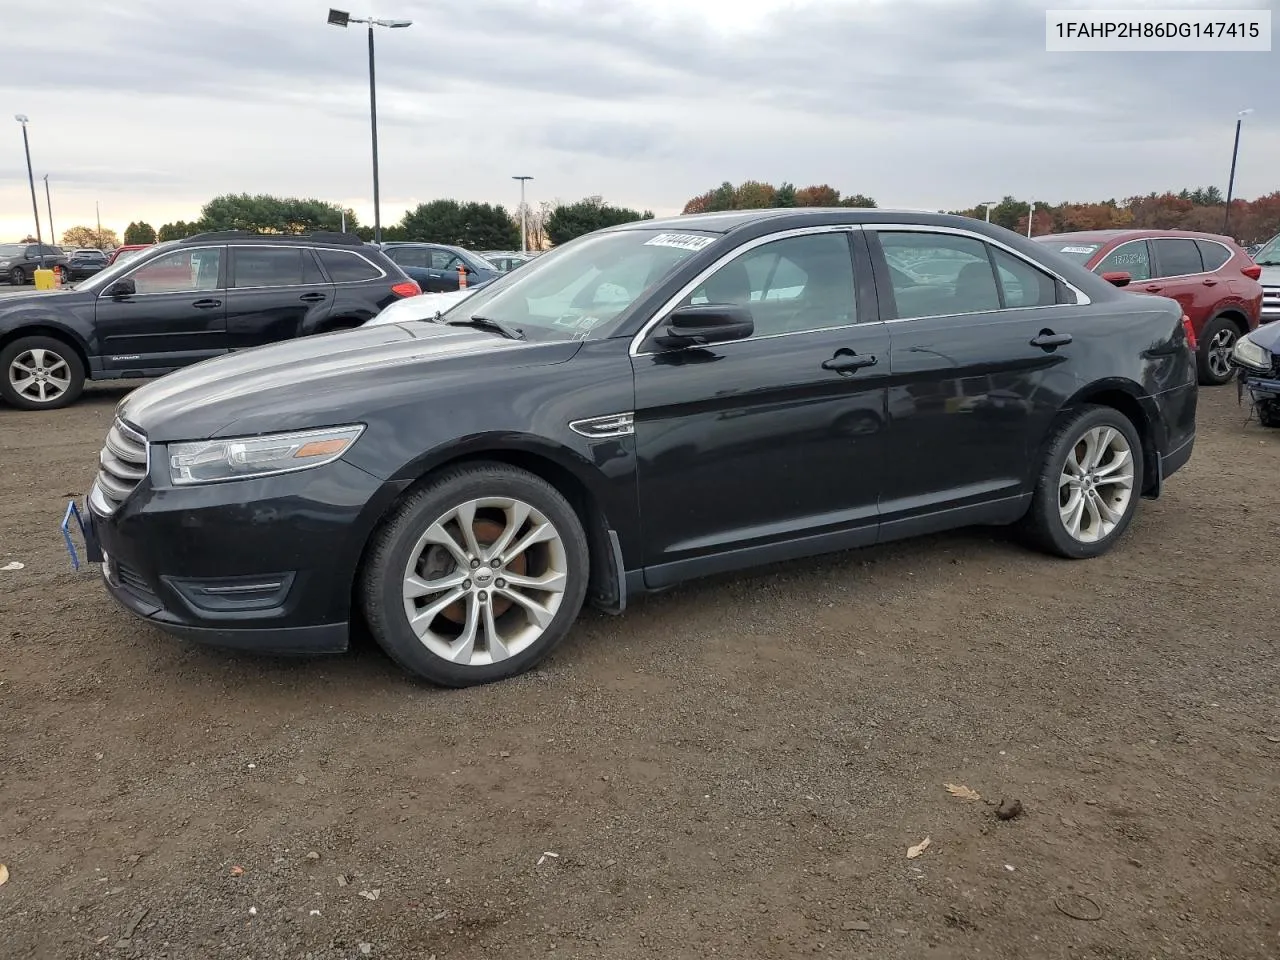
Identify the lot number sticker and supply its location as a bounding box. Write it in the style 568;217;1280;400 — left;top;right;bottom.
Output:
644;233;716;251
1060;246;1096;254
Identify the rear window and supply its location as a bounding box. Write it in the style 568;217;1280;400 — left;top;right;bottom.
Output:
318;249;382;282
1040;241;1101;265
1152;238;1203;278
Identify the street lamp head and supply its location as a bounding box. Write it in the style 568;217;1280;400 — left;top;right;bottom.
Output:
1238;108;1255;117
327;8;350;27
15;114;29;124
381;19;412;27
512;175;533;181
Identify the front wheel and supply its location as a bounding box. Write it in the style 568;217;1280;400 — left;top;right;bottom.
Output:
1198;316;1239;386
8;266;24;285
359;462;590;686
1020;405;1144;559
0;335;86;410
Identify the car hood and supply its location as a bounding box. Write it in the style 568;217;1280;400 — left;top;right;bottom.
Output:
1246;319;1280;353
0;288;91;315
118;320;578;442
364;288;478;326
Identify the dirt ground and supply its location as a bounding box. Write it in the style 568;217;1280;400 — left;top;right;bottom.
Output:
2;382;1278;960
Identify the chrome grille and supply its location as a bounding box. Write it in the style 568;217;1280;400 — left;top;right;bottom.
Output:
1262;285;1279;321
92;418;148;514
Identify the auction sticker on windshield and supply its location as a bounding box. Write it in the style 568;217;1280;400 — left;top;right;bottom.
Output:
1060;246;1096;255
644;233;716;251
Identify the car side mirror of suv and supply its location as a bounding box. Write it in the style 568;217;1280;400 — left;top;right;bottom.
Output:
1101;271;1132;287
654;304;754;349
106;278;136;298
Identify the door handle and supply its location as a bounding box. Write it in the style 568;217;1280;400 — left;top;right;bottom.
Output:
822;349;878;373
1202;278;1218;286
191;298;222;309
299;292;327;302
1030;330;1072;349
1143;284;1163;292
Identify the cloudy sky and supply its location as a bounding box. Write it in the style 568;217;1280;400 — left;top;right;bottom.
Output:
2;0;1276;242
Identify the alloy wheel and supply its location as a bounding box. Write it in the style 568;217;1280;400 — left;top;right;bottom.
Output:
8;267;23;285
1206;327;1236;381
401;497;568;666
1058;426;1135;543
8;347;72;404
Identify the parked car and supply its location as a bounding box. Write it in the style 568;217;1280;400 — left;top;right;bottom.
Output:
478;251;535;273
1250;232;1280;325
380;243;500;292
0;243;70;285
65;248;110;281
0;230;419;410
1035;229;1263;385
1245;243;1262;259
1230;322;1280;426
108;244;153;264
65;209;1197;687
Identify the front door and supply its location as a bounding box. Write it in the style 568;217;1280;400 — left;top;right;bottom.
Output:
632;228;889;587
93;245;228;372
868;227;1084;537
224;245;335;349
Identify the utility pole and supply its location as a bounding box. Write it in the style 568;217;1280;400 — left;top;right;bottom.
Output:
43;175;55;247
96;200;103;248
512;175;534;253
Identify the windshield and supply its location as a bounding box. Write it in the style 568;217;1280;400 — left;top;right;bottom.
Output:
1036;239;1102;265
74;241;178;291
1254;234;1280;266
439;229;718;340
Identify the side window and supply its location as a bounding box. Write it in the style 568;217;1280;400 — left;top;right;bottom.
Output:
878;232;998;319
232;248;305;288
1094;241;1151;281
1195;240;1231;272
991;247;1057;308
25;246;39;258
683;232;856;336
131;248;222;294
429;250;456;271
388;247;429;269
317;249;381;283
1152;238;1203;278
302;250;326;284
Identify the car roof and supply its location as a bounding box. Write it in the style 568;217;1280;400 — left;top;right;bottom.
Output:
177;230;369;249
609;208;1010;234
1036;228;1237;245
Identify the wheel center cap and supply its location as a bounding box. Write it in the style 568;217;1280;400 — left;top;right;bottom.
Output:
473;567;494;586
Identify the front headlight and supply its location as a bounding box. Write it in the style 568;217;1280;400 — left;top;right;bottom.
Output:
1231;335;1272;372
168;425;365;485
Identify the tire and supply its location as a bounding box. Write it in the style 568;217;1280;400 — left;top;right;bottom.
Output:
359;462;590;687
0;335;86;410
1197;315;1240;386
1020;405;1145;560
8;266;25;285
1258;401;1280;429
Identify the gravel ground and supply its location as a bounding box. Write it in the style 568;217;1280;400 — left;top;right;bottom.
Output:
1;382;1278;960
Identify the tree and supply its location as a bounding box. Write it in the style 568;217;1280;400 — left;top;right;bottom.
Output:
733;180;777;209
396;199;520;249
680;181;876;214
197;194;356;234
839;193;877;208
775;182;797;207
545;197;653;246
123;221;157;244
157;220;202;242
61;225;120;250
19;235;37;244
794;184;841;207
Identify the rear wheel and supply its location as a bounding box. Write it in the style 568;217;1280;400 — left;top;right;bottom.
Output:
1021;405;1144;559
360;462;590;686
8;266;24;285
1197;316;1239;386
1258;401;1280;429
0;335;86;410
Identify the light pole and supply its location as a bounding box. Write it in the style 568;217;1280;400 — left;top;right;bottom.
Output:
512;175;533;253
980;200;998;223
43;174;55;248
1026;199;1036;238
1224;108;1253;236
96;200;103;248
327;9;412;245
15;115;44;264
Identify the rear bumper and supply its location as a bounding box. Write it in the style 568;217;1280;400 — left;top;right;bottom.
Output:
1160;433;1194;480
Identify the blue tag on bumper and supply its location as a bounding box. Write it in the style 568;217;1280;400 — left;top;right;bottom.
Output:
61;499;103;571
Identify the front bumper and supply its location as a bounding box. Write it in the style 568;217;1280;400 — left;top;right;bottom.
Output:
70;458;411;656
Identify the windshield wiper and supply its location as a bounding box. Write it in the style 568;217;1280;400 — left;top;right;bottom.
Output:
442;315;525;340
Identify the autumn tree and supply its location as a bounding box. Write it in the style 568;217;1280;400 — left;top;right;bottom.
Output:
794;184;841;207
681;181;876;213
123;221;157;244
61;225;120;249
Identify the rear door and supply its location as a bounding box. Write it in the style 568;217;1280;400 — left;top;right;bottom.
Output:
92;245;228;371
224;245;335;349
1145;237;1206;318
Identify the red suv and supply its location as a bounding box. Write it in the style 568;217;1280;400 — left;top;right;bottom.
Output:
1035;229;1263;385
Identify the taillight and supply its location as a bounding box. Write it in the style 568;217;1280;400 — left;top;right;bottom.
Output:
1242;264;1262;280
391;280;420;298
1181;314;1197;351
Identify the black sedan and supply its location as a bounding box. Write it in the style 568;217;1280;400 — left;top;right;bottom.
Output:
379;242;499;292
70;209;1198;687
65;248;110;280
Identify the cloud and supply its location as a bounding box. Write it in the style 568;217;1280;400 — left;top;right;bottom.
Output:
1;0;1275;240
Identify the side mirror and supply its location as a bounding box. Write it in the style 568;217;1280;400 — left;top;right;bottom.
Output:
1101;271;1131;288
107;278;136;298
654;303;754;349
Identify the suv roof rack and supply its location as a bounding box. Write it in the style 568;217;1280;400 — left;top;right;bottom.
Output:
182;230;366;247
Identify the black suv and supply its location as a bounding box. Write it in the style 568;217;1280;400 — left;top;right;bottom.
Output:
67;210;1198;688
1;243;70;285
0;231;420;410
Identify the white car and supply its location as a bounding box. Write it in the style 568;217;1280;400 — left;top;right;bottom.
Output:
363;287;479;327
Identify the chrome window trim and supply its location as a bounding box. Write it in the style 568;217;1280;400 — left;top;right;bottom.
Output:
1147;237;1233;281
306;247;390;284
628;224;862;358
